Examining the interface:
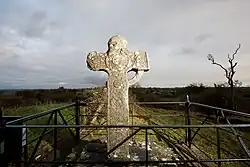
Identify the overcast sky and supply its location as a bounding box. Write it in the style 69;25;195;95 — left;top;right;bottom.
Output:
0;0;249;89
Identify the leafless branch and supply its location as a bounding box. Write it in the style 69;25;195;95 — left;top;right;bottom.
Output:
229;44;241;61
211;61;227;71
207;53;231;79
233;62;238;68
228;54;231;61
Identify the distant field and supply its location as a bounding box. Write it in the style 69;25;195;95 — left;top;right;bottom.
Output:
3;103;64;116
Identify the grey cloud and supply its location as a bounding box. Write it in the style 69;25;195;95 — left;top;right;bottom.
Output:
168;47;196;57
195;34;213;44
179;47;196;55
24;11;47;37
22;10;62;39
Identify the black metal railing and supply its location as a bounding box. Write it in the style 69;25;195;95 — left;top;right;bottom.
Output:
0;101;86;167
1;96;250;167
3;125;250;166
131;100;250;167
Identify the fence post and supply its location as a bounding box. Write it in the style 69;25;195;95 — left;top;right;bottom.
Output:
131;102;134;142
75;97;80;144
0;108;3;128
185;95;191;148
53;111;58;160
0;108;6;167
216;110;221;167
145;128;148;167
23;140;28;167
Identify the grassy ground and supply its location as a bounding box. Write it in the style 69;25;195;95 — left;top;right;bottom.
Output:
132;105;250;167
3;103;77;160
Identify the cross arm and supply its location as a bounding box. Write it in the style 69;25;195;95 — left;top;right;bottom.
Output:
86;51;108;72
131;51;150;72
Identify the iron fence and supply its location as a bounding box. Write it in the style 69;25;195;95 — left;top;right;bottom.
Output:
0;97;250;167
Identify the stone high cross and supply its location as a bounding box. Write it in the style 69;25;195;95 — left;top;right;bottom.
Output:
86;35;149;157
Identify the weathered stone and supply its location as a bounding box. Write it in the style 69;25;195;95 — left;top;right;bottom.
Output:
86;143;107;153
86;35;149;157
66;152;76;162
79;141;107;167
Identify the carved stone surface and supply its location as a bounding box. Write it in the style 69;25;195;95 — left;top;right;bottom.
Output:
86;35;149;158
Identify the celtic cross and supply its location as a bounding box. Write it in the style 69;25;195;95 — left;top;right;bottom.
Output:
86;35;149;157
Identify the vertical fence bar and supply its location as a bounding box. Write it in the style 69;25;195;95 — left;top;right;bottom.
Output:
145;128;148;167
216;110;221;167
131;103;134;142
0;108;7;167
23;125;28;167
53;111;58;160
0;108;3;127
75;97;80;144
185;95;191;148
23;144;28;167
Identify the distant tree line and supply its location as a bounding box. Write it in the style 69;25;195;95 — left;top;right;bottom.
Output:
0;87;90;108
1;85;250;114
130;84;250;115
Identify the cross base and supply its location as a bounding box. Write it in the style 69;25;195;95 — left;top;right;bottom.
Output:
108;128;130;158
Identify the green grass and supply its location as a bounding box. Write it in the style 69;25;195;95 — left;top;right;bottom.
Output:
3;103;77;158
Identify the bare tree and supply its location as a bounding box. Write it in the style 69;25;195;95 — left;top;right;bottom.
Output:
207;44;241;109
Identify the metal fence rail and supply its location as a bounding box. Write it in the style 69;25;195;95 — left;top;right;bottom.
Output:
1;97;250;167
